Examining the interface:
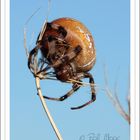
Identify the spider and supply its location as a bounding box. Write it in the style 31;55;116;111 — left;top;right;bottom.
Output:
28;17;96;110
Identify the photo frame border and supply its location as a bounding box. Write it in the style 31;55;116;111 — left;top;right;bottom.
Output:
0;0;139;140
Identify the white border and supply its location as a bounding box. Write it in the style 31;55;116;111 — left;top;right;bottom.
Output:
130;0;135;139
1;0;10;140
135;0;139;139
0;0;139;140
130;0;140;140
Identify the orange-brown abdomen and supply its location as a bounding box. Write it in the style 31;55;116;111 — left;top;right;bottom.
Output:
51;18;96;72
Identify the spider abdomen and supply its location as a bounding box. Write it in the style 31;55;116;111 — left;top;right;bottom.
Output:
52;18;96;72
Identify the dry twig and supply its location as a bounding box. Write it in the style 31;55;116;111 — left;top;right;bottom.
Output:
103;64;130;124
35;77;63;140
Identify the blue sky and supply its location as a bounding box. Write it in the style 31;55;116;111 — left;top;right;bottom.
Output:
11;0;130;140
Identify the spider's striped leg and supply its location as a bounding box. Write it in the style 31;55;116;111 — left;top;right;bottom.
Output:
39;83;81;101
71;72;96;110
28;45;40;69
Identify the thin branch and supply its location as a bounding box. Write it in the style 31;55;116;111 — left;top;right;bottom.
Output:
114;92;130;123
35;77;63;140
127;72;130;116
114;76;130;123
24;28;29;58
24;7;41;26
23;7;41;58
127;94;130;117
103;64;130;124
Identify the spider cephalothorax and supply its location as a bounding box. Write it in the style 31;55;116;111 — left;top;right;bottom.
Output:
28;17;96;110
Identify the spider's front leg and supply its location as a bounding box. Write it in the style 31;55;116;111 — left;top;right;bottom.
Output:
28;44;51;78
28;45;41;69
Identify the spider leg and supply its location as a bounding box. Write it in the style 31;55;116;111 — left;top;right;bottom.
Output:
28;45;40;69
39;83;81;101
71;73;96;110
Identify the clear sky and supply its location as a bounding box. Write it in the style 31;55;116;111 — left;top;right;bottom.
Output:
11;0;130;140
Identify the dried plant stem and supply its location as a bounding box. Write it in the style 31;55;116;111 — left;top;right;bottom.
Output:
24;28;29;58
105;87;130;124
35;77;63;140
103;64;130;124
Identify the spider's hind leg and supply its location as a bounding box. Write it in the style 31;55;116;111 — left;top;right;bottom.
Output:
40;82;81;101
71;72;96;110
